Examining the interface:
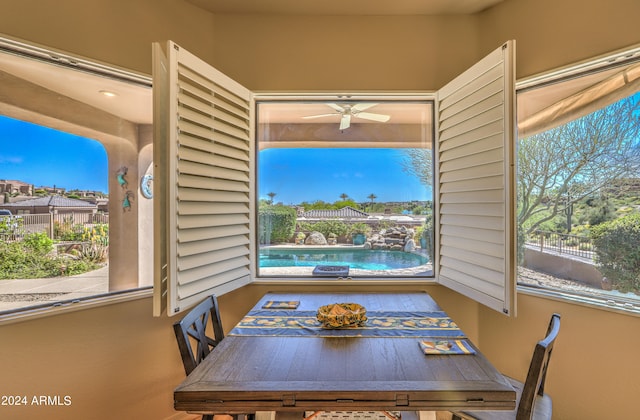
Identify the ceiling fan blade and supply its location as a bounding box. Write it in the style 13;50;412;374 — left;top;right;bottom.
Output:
339;114;351;130
301;113;338;119
352;103;378;112
326;103;345;112
355;112;391;122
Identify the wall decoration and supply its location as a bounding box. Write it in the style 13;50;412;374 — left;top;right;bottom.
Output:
116;166;129;190
140;174;153;199
122;190;135;212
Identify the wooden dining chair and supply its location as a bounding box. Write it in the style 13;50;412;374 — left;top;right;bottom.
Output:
451;313;561;420
174;295;252;420
173;295;225;377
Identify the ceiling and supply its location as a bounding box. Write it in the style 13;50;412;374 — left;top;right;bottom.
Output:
1;12;635;137
0;0;507;127
2;45;632;140
186;0;506;15
0;49;152;125
257;101;434;149
258;102;432;124
0;47;429;128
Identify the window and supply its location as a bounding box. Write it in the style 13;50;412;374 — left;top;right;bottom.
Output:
0;37;153;317
154;40;516;316
516;46;640;313
256;100;434;279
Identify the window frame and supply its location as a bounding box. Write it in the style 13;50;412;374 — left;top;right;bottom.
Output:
514;43;640;317
0;36;153;323
252;95;437;282
154;40;517;317
3;35;637;320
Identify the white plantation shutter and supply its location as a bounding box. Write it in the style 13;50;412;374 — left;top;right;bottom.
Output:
153;41;253;316
436;41;516;315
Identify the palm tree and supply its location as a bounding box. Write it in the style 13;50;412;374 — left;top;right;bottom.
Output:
267;192;276;205
339;193;349;201
367;193;377;212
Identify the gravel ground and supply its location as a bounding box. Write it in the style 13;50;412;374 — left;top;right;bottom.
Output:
0;293;66;302
518;266;604;294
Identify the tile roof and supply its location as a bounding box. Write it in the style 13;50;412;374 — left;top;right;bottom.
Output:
301;206;369;219
2;196;96;208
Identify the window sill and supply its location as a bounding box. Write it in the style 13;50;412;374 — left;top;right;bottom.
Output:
253;277;437;286
518;284;640;318
0;287;153;325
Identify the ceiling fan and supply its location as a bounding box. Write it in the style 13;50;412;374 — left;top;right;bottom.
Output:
302;103;391;130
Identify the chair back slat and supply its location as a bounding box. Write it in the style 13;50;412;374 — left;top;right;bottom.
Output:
516;313;561;420
173;295;225;376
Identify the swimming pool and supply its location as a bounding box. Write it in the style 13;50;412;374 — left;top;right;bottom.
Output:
259;248;428;270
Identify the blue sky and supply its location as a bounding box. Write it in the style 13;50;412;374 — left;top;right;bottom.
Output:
0;115;108;193
0;115;430;203
259;148;431;204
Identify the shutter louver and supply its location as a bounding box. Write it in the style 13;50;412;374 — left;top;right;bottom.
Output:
154;41;253;316
436;41;516;316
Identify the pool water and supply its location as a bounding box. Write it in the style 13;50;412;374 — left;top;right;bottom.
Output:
259;248;428;270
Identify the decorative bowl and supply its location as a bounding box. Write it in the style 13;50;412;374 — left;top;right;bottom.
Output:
316;303;367;328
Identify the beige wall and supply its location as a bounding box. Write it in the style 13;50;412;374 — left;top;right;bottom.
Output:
477;293;640;420
209;14;479;91
0;0;216;75
0;0;639;419
479;0;640;79
0;296;187;419
476;4;640;417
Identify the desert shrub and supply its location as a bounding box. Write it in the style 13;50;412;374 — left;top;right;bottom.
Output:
22;231;54;255
82;223;109;246
60;257;98;275
586;201;617;226
421;218;435;262
0;214;23;235
54;217;85;241
78;223;109;262
591;213;640;293
348;222;372;236
258;205;297;244
0;232;101;279
299;219;349;240
0;236;58;279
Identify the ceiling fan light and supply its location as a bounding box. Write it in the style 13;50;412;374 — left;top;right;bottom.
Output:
339;114;351;130
99;90;118;97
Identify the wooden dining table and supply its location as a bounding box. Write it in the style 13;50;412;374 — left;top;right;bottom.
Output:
174;292;516;417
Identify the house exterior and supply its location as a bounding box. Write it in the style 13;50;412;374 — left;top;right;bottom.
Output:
0;1;639;420
300;206;371;220
0;179;32;196
0;195;98;215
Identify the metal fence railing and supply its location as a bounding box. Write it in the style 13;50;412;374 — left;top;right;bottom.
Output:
525;230;596;261
0;212;109;242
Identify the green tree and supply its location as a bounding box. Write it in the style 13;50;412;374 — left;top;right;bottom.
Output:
518;97;640;234
299;200;333;210
333;199;360;210
401;148;433;188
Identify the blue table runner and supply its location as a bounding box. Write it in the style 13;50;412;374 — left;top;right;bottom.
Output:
229;310;466;338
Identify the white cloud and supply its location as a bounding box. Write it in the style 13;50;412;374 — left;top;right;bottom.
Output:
0;155;23;164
